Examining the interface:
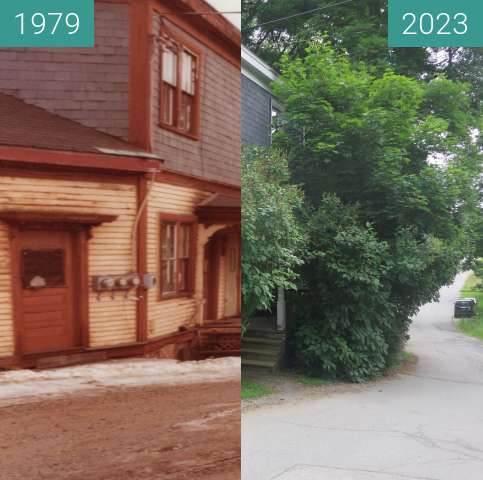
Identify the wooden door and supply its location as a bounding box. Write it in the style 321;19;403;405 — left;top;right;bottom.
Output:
203;237;220;322
16;230;79;354
224;233;240;318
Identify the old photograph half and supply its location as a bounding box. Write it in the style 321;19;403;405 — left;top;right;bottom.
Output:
0;1;241;479
241;1;482;479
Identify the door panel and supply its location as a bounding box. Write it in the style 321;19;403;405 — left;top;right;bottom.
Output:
203;237;220;322
16;230;78;355
224;233;240;318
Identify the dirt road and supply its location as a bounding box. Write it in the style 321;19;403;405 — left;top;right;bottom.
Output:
0;380;240;480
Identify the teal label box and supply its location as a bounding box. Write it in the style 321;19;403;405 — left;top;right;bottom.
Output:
0;0;94;47
388;0;483;47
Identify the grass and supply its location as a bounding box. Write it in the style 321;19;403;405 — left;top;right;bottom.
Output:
456;272;483;340
384;350;418;376
241;378;273;399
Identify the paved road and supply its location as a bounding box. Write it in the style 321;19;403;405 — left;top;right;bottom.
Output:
242;272;483;479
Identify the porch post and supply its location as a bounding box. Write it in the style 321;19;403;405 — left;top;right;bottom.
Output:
276;287;286;331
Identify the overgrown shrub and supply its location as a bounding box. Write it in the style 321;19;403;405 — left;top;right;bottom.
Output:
294;196;395;382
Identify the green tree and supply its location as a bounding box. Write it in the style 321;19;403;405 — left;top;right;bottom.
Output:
242;1;481;115
275;45;482;380
242;147;307;323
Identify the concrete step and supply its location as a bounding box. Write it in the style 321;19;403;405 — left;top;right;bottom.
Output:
245;328;286;339
242;336;284;346
242;345;280;357
241;348;283;360
241;358;278;369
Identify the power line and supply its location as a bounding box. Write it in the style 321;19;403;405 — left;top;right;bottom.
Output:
160;11;241;15
243;0;356;31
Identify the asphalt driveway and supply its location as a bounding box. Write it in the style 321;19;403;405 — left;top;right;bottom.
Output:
242;272;483;479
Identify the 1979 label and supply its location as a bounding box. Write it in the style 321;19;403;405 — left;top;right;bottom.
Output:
0;0;93;48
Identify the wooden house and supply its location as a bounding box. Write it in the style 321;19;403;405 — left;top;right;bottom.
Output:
241;46;286;370
0;0;241;369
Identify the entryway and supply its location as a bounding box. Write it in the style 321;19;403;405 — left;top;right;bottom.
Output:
15;230;81;355
203;227;240;322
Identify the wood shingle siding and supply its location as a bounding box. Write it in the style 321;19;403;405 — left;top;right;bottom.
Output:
0;3;130;140
151;14;240;187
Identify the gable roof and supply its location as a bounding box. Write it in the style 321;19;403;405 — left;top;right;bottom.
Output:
0;93;161;160
242;46;278;93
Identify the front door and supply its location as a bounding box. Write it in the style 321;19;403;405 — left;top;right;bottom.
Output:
16;230;79;354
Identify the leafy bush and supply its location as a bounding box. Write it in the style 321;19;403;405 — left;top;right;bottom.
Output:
294;196;394;382
242;147;307;322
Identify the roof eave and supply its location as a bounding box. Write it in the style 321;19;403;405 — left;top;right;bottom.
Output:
0;145;163;173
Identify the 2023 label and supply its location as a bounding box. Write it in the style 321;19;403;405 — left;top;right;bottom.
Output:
388;0;482;47
402;12;467;36
0;0;93;47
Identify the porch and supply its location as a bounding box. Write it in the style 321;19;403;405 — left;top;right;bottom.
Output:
198;317;241;358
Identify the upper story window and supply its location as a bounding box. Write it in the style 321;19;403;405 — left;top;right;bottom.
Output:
270;98;282;144
160;31;202;139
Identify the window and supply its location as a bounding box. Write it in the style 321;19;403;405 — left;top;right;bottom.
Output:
21;249;65;289
160;217;196;297
270;98;282;144
159;33;201;138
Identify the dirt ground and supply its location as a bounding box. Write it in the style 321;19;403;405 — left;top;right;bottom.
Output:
242;353;418;411
0;381;240;480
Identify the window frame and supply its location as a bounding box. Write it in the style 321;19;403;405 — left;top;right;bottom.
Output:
158;214;197;300
159;26;203;140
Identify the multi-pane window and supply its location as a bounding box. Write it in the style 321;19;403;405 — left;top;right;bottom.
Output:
161;47;177;126
160;35;200;137
160;219;194;297
179;51;196;132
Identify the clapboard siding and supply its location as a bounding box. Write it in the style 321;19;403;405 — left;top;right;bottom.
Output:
218;255;226;319
0;175;137;355
147;182;211;338
0;224;14;356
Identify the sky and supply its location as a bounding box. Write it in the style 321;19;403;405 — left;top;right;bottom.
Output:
205;0;241;29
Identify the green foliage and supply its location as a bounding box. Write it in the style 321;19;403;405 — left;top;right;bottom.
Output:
294;195;393;382
243;3;481;382
457;272;483;339
241;378;273;399
241;147;307;321
242;1;481;117
277;46;482;381
473;259;483;282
